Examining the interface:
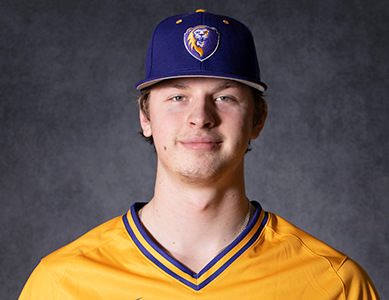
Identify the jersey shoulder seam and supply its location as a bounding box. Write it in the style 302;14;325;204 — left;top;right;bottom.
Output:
42;216;125;287
265;213;347;271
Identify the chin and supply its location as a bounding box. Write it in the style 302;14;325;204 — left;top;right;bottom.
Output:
175;163;227;185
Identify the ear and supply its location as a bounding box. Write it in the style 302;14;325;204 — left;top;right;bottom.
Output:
250;100;268;140
139;109;152;137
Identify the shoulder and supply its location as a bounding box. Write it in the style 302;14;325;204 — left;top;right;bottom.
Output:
18;215;129;300
262;212;380;299
264;212;347;268
337;257;381;299
41;215;127;282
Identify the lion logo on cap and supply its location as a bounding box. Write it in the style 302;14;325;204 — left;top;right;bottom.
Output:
184;25;220;61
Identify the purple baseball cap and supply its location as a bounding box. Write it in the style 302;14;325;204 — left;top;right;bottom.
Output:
135;9;267;92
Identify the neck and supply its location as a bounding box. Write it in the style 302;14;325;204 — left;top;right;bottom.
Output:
139;162;252;273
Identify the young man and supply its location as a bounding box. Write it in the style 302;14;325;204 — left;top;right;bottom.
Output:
19;10;380;299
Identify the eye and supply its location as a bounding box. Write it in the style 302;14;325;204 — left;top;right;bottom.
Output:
215;95;232;102
171;95;186;102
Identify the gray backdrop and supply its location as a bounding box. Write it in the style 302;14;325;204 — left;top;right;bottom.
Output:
1;0;388;299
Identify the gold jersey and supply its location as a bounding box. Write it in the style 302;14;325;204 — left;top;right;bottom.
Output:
19;202;380;299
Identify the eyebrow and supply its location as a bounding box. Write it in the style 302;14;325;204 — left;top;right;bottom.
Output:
212;82;237;93
165;82;190;90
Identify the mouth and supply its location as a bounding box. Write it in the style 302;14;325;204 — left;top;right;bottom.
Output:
179;136;222;151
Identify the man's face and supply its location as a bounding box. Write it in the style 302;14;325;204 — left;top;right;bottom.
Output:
140;77;265;185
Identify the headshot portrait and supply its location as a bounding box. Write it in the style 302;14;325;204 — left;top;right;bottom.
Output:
1;1;387;299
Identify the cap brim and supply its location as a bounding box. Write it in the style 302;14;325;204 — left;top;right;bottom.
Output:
136;75;267;92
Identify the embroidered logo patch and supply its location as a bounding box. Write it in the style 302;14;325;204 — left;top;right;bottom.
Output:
184;25;220;61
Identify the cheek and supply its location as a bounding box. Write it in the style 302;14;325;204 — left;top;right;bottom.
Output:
230;108;255;134
152;129;169;154
242;103;256;132
148;117;176;152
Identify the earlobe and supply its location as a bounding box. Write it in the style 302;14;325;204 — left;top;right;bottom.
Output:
250;123;263;140
139;110;152;137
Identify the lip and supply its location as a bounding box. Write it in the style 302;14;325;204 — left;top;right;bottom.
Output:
180;136;222;151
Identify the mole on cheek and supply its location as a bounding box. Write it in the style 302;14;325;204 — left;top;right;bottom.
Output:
164;146;167;151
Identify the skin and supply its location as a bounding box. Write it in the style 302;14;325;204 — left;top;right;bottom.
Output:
139;77;267;273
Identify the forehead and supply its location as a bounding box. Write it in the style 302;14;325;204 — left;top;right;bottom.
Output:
150;77;252;94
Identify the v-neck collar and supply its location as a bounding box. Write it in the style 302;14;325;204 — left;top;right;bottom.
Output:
122;201;268;291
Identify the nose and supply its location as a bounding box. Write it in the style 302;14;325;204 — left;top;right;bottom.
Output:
187;97;216;128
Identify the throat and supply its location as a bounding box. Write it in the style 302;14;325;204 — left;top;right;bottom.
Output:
138;201;253;274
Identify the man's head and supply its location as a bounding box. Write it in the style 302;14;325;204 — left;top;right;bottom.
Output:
138;77;266;183
136;10;268;149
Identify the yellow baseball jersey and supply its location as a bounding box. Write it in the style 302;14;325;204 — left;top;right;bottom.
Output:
19;202;380;299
